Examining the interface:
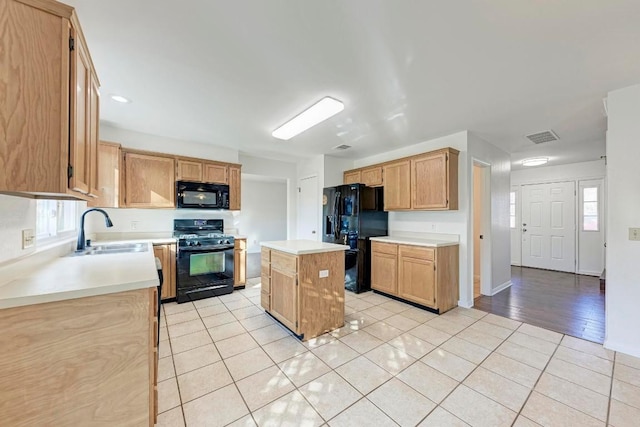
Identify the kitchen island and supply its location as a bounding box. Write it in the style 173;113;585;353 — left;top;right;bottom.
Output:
260;240;348;340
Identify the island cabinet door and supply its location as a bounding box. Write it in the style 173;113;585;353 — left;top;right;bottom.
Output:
371;245;398;295
270;266;298;333
397;246;436;307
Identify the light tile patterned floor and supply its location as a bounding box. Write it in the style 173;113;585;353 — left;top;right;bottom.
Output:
156;278;640;427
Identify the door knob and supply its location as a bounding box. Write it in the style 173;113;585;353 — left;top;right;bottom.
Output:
523;228;527;233
479;235;484;240
311;230;316;234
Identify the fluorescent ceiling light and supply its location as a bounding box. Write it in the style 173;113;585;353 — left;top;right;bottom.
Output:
110;94;131;104
522;157;549;167
272;97;344;140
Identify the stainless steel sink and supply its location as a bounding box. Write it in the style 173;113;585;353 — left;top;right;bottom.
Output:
70;242;149;256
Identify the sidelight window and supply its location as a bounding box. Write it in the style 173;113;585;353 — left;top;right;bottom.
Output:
582;187;599;231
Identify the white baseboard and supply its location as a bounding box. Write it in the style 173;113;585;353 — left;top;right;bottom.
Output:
489;280;512;296
578;269;601;277
457;299;473;308
511;263;521;266
604;338;640;359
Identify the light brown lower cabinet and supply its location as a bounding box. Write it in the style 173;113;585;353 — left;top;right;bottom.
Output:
0;287;158;426
260;247;345;340
234;238;247;288
154;243;176;300
371;241;459;313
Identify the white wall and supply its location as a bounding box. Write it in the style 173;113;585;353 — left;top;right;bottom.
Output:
467;133;512;297
297;155;325;242
324;155;353;188
100;125;239;163
240;154;297;240
0;195;38;264
511;159;606;275
241;177;287;253
604;83;640;358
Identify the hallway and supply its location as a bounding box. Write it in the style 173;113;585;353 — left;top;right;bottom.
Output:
474;267;605;343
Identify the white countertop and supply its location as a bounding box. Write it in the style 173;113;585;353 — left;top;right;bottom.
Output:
370;236;460;247
0;242;159;310
261;240;349;255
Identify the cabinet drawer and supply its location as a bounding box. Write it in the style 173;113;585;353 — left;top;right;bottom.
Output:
261;247;271;262
398;244;434;261
372;241;398;255
261;275;271;293
271;251;297;273
260;291;270;310
261;262;270;278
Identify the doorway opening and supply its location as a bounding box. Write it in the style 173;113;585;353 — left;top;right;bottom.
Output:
297;175;319;241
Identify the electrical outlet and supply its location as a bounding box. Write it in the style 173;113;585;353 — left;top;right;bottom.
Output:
130;221;139;231
629;228;640;241
319;270;329;278
22;229;35;249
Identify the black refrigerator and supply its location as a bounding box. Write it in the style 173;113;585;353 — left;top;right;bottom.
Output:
322;184;388;293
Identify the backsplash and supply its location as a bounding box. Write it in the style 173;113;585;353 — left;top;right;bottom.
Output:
0;195;37;264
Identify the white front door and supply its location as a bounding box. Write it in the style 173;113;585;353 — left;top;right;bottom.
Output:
297;175;319;241
521;181;576;273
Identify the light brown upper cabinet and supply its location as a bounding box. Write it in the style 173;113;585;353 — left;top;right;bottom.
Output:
343;166;383;187
176;159;203;182
122;151;175;208
176;158;229;184
229;166;241;210
204;163;228;184
383;160;411;210
411;149;459;210
0;0;100;201
343;170;361;185
88;141;121;208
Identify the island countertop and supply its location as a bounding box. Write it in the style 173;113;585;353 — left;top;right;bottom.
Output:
0;243;158;310
260;239;349;255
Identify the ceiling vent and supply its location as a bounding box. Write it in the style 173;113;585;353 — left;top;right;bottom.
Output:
525;130;559;144
333;144;352;150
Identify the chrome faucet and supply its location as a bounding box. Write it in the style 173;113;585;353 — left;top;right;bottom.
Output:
77;208;114;251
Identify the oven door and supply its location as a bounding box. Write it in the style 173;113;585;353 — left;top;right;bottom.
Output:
176;245;235;303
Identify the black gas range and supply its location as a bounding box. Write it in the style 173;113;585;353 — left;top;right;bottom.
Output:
174;219;235;303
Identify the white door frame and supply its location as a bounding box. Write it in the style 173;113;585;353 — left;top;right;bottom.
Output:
297;174;319;241
471;159;493;297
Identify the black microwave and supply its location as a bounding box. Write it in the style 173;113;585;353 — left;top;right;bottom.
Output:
177;181;229;209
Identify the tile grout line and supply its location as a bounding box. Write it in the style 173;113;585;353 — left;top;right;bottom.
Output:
606;351;617;426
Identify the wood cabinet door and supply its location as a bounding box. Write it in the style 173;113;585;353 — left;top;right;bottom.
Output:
234;239;247;287
343;170;361;185
204;163;228;184
398;252;436;307
371;250;398;295
229;166;241;210
411;152;448;209
176;159;202;182
123;153;175;208
87;73;100;198
88;142;120;208
270;266;298;332
154;244;176;300
361;166;383;187
69;27;91;195
383;161;411;210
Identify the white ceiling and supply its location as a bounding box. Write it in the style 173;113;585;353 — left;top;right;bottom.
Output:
67;0;640;168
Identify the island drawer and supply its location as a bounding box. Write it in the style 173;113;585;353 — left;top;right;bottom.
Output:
261;247;271;262
261;275;270;293
271;251;297;273
261;262;270;278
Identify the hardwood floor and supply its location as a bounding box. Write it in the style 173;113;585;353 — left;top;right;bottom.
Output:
474;266;605;343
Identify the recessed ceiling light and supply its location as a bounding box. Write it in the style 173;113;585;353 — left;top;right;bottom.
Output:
110;94;131;104
522;157;549;167
272;97;344;140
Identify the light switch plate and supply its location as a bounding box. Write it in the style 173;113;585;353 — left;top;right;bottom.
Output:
630;228;640;241
22;229;35;249
319;270;329;278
